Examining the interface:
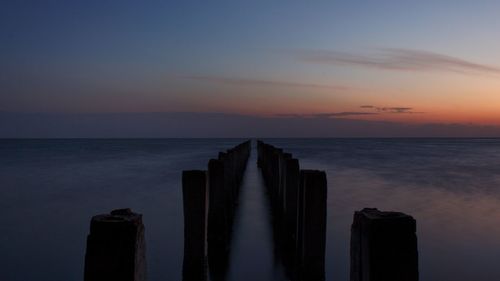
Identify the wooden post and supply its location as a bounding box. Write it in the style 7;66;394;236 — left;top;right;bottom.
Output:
182;170;208;281
297;170;327;281
269;149;282;207
84;208;146;281
207;159;229;281
284;158;300;248
279;152;292;216
350;208;419;281
218;152;234;225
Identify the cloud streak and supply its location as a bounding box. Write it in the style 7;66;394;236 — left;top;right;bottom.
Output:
295;48;500;75
184;75;346;90
360;105;423;114
278;106;423;119
277;112;378;118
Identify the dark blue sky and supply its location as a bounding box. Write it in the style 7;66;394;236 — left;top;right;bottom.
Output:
2;1;500;136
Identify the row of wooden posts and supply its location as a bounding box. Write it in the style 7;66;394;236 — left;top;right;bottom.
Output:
257;140;327;281
182;140;251;281
82;140;251;281
82;139;419;281
257;140;418;281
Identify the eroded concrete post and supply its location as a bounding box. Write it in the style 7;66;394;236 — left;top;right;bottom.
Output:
350;208;418;281
84;208;146;281
182;170;208;281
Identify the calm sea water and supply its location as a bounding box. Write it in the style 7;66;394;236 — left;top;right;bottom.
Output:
2;138;500;281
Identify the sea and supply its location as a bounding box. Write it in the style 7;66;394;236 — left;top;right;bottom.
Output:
2;138;500;281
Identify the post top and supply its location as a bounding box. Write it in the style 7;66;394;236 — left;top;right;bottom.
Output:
357;208;412;220
91;208;143;225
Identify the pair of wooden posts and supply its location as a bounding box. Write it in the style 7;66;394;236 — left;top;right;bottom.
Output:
81;209;418;281
257;140;327;281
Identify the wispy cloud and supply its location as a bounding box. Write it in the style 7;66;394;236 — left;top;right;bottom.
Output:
275;105;424;118
277;106;422;119
360;105;423;114
294;48;500;75
183;75;346;90
277;112;378;118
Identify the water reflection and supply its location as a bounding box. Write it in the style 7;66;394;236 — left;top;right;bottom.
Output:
227;147;287;281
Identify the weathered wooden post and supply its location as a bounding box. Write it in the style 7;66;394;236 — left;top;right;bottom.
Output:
257;140;263;168
350;208;418;281
179;140;251;281
207;158;229;281
84;208;146;281
182;170;208;281
278;152;292;216
269;149;282;208
283;158;300;250
297;170;327;281
218;152;234;225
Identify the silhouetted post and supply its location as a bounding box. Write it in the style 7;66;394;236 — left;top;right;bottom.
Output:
350;208;418;281
218;152;234;225
84;208;146;281
207;159;229;281
284;158;300;248
269;149;282;207
182;170;208;281
297;170;327;281
280;157;300;278
257;140;264;168
279;152;292;216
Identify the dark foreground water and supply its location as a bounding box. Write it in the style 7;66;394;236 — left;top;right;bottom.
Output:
2;138;500;281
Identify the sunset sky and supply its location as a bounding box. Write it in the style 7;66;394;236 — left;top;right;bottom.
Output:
2;1;500;136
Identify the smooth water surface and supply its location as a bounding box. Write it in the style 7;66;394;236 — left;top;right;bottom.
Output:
2;138;500;281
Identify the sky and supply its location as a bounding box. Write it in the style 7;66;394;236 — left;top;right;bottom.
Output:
2;1;500;137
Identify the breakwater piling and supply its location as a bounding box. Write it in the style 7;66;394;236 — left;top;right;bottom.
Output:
350;208;419;281
82;141;250;281
81;139;419;281
257;141;327;281
182;170;208;281
184;140;251;281
84;208;146;281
